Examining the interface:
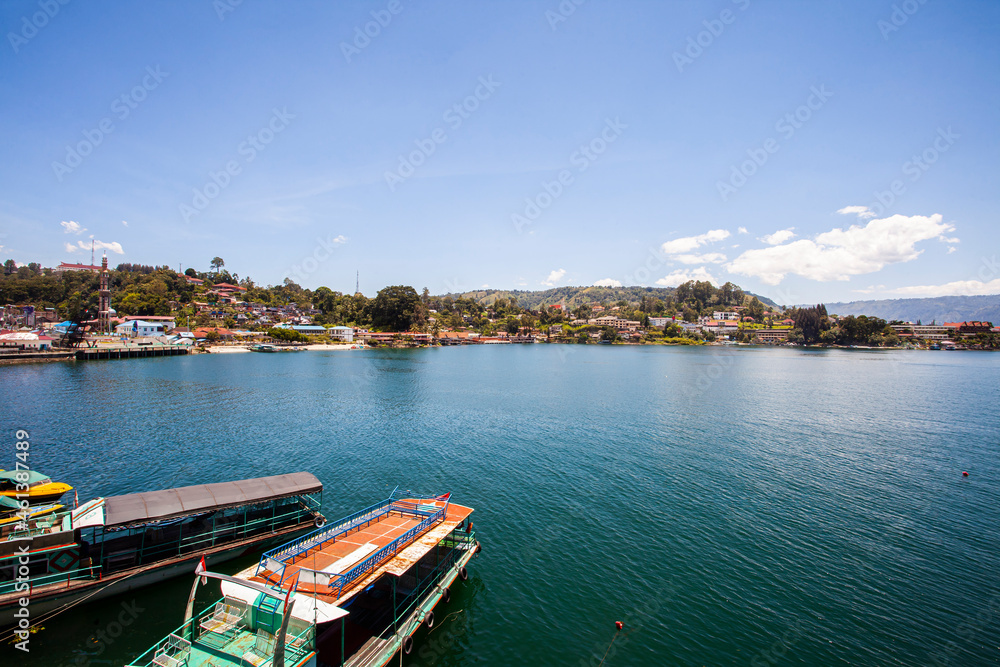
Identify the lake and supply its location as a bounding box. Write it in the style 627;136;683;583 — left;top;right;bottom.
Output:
1;345;998;666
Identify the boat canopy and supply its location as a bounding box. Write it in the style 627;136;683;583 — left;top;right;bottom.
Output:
0;470;52;485
102;472;322;528
0;496;21;511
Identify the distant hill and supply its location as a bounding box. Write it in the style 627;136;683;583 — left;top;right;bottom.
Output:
824;295;1000;324
438;286;779;310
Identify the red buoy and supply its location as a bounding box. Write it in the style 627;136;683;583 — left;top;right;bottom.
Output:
962;471;969;477
615;621;623;631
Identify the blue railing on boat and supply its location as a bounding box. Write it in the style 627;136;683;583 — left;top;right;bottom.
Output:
256;493;449;596
125;598;315;667
326;502;445;598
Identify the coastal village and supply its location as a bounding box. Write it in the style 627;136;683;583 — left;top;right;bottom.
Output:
1;257;998;360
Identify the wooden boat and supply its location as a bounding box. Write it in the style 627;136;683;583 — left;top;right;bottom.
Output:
0;469;73;504
125;490;479;667
0;473;325;628
0;495;64;529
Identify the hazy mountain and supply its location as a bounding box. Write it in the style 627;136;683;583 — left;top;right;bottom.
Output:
824;295;1000;324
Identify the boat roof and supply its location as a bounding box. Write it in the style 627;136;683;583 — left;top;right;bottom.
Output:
247;498;473;608
0;470;52;484
102;472;322;528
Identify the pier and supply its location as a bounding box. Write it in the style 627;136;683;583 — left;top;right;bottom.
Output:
76;345;189;360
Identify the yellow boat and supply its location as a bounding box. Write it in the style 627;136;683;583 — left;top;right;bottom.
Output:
0;495;64;529
0;470;73;504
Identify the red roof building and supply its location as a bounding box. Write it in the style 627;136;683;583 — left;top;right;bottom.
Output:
54;262;102;274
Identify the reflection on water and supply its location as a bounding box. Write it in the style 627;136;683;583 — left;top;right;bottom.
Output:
1;346;998;665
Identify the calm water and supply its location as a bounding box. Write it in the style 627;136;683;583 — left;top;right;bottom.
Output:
1;346;998;666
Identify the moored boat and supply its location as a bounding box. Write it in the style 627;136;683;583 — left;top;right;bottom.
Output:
124;490;479;667
0;495;64;529
0;469;73;504
0;472;325;628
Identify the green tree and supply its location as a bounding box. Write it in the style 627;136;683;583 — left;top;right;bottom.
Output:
366;285;421;331
745;297;765;322
210;257;225;273
792;304;829;344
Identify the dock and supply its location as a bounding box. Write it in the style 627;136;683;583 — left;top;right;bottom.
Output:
75;345;189;360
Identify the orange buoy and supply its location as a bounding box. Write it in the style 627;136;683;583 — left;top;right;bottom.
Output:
615;621;623;631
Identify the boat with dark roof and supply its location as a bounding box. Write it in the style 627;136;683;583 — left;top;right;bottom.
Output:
0;472;324;628
125;489;479;667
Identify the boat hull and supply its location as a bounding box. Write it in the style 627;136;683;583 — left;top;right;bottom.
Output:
0;522;311;628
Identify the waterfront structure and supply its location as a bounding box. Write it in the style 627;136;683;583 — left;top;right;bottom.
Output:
356;331;433;345
115;319;168;337
0;332;55;350
328;326;354;342
0;473;324;627
753;329;790;343
889;322;957;341
98;255;111;333
588;316;642;331
125;490;478;667
123;315;176;331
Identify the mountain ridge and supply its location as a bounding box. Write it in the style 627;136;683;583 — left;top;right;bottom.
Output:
823;295;1000;324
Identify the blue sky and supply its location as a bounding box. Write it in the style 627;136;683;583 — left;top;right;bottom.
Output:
1;1;998;303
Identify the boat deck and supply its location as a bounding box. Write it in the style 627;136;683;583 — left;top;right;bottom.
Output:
247;498;473;604
259;511;419;592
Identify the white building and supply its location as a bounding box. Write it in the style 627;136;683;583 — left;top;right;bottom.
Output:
889;322;958;341
329;326;354;342
115;320;167;337
713;311;739;321
0;332;54;350
649;317;671;327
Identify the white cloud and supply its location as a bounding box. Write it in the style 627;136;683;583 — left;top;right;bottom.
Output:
888;278;1000;297
72;239;124;255
737;226;748;234
941;236;959;244
837;205;877;219
672;252;727;265
947;247;956;254
759;228;796;245
331;235;347;244
480;284;489;289
122;220;129;227
542;268;566;287
661;229;730;255
594;278;622;287
65;242;79;253
727;213;955;285
61;221;86;234
655;266;718;286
